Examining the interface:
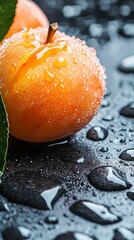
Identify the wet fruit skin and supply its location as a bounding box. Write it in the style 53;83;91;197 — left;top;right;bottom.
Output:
0;27;106;142
4;0;49;39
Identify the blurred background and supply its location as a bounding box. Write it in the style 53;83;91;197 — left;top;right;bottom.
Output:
34;0;134;43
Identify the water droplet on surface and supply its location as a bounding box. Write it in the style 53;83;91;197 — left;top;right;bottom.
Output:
45;215;58;224
118;55;134;73
77;157;85;163
1;171;64;210
53;57;67;68
54;231;95;240
120;102;134;118
87;166;132;191
70;200;121;224
102;114;114;121
100;147;108;152
101;99;110;107
119;149;134;161
118;23;134;38
113;227;134;240
2;226;31;240
127;190;134;201
104;89;111;97
86;126;108;141
0;199;9;212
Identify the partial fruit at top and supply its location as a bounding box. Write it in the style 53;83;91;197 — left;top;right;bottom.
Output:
5;0;49;39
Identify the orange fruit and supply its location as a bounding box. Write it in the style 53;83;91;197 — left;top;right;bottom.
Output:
5;0;49;39
0;25;106;142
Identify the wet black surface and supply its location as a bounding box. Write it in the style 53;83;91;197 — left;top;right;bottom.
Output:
0;0;134;240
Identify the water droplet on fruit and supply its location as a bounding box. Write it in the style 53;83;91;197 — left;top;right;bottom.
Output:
19;41;68;74
70;200;121;224
119;149;134;161
22;31;30;39
120;102;134;118
87;166;132;191
1;171;64;210
89;47;96;56
73;58;78;63
10;63;16;72
2;226;31;240
113;227;134;240
53;57;67;68
23;41;36;49
118;55;134;73
44;69;54;82
45;215;58;224
58;83;66;93
54;231;94;240
86;126;108;141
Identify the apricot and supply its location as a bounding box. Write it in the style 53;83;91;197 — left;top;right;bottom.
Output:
0;25;106;142
5;0;49;39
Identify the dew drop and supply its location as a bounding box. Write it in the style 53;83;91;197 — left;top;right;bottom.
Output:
45;215;58;224
44;69;54;82
22;31;30;38
119;149;134;161
53;57;67;68
54;231;95;240
70;200;121;225
22;41;35;49
73;58;78;64
10;63;16;72
1;171;64;210
118;55;134;73
2;226;31;240
120;102;134;118
87;166;132;191
58;83;66;93
86;126;108;141
113;227;134;240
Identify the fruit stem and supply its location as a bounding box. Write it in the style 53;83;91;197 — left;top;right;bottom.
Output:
46;22;59;43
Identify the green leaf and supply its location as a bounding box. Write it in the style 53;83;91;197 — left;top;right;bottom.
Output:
0;0;18;41
0;94;9;177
